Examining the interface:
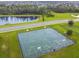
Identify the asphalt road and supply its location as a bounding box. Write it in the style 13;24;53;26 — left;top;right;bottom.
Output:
0;19;79;33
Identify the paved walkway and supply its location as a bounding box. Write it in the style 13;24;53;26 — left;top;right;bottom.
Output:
0;19;79;33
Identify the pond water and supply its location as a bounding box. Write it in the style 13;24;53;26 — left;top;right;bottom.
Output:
18;28;74;58
0;16;38;25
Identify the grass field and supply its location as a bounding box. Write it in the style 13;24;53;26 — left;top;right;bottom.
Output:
40;22;79;58
0;13;79;58
0;22;79;57
45;13;75;21
0;13;75;28
0;26;45;57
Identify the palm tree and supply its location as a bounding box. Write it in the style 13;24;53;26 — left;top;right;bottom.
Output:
39;6;53;22
39;7;45;22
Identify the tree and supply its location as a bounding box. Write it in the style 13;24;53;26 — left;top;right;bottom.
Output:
66;30;73;36
68;20;74;27
39;7;46;22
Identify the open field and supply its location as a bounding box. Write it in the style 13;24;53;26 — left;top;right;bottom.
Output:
0;13;79;57
0;26;45;57
1;1;79;58
0;22;79;57
40;22;79;58
45;13;75;21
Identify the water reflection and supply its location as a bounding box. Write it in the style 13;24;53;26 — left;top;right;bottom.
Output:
0;16;38;25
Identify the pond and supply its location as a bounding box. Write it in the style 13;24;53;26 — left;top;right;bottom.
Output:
0;16;38;25
18;28;74;58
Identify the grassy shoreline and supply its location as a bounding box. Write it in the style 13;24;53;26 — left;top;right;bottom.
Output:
0;13;75;28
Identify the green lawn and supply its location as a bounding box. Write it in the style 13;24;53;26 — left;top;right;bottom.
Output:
0;13;75;28
1;22;79;58
0;26;45;57
0;13;78;58
0;31;22;57
40;22;79;58
45;13;75;21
